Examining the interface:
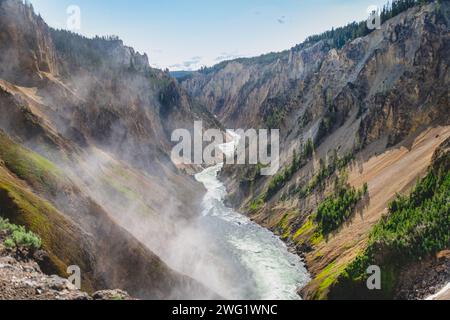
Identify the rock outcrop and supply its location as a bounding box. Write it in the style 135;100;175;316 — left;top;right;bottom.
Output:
0;0;59;85
182;1;450;300
0;0;218;299
0;220;137;300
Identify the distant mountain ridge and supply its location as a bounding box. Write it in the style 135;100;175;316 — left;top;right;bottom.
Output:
170;70;195;80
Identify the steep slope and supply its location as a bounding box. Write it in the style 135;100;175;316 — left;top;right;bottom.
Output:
0;0;218;299
182;41;331;130
326;137;449;300
182;1;450;299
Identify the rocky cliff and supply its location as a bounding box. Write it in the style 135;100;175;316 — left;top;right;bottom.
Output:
0;218;135;300
1;0;448;300
0;0;219;299
182;1;450;299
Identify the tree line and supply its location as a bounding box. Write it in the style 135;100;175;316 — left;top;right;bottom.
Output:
299;0;435;50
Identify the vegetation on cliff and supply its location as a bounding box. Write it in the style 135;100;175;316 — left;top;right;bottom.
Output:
265;139;315;201
0;217;41;250
296;152;354;200
315;181;369;235
331;147;450;299
0;131;65;197
292;174;368;248
302;0;435;50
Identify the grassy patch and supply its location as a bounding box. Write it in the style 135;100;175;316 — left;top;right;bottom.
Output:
293;218;324;246
276;213;294;240
0;133;102;292
311;232;325;246
0;132;65;196
102;175;139;203
312;262;347;300
100;169;160;218
293;218;315;240
249;195;265;213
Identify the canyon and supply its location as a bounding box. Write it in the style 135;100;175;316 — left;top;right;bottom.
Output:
181;1;450;299
0;0;448;300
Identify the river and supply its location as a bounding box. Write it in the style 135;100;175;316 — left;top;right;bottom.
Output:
193;135;310;300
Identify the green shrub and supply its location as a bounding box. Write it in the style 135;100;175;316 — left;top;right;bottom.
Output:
4;238;15;249
265;108;288;129
0;217;42;250
0;217;9;230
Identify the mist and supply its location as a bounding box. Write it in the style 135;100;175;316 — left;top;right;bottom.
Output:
0;0;311;300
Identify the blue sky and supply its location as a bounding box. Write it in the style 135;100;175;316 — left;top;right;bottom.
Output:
30;0;388;71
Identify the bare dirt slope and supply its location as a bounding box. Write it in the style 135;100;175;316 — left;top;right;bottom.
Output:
307;126;450;277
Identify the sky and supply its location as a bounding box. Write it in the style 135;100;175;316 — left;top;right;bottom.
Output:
29;0;388;71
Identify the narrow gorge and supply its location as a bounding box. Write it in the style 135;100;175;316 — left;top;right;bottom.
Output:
0;0;448;300
180;1;450;300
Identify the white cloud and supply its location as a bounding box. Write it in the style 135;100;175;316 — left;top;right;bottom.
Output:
277;16;286;24
214;51;244;63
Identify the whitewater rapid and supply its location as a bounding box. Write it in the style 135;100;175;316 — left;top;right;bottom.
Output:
194;135;310;300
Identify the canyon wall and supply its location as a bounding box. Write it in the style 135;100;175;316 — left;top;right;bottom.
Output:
182;2;450;299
